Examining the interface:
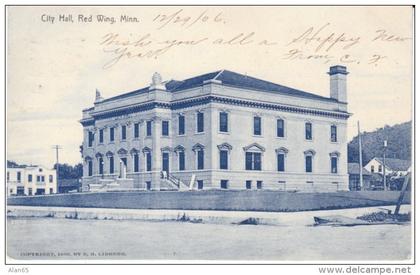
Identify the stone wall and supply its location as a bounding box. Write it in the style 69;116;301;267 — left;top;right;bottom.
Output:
7;191;410;212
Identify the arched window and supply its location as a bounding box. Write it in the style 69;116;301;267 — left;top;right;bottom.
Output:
192;143;205;170
217;143;233;170
275;147;289;172
243;143;265;171
142;147;152;171
174;145;186;171
304;150;316;173
329;151;340;174
130;148;140;173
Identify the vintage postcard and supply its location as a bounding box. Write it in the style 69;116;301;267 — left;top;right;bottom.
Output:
5;5;414;266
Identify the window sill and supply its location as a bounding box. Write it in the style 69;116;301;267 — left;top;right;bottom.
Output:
109;142;115;144
177;134;186;137
161;135;170;138
252;135;263;138
305;139;314;142
218;131;230;135
276;136;286;140
195;132;205;135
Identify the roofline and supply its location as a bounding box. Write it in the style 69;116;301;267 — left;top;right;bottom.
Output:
87;69;342;107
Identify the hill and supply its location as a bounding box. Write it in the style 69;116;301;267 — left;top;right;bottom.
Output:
348;121;412;165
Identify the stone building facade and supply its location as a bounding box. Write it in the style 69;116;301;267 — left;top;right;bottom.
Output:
80;66;350;192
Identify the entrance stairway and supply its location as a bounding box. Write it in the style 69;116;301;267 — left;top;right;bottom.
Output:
160;172;190;191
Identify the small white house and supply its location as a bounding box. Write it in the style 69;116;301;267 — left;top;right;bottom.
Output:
6;165;57;196
364;157;411;177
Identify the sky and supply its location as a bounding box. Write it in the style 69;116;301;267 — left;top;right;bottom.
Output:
6;6;413;168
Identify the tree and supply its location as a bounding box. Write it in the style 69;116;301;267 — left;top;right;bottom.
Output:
348;121;411;165
53;163;83;179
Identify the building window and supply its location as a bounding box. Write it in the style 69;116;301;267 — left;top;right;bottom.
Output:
17;172;21;182
178;151;185;171
49;188;53;194
121;125;127;140
331;156;338;174
28;188;32;196
371;165;374;173
246;180;252;190
88;131;94;147
378;165;382;173
197;150;204;170
277;153;285;172
178;115;185;135
134;123;140;138
49;175;53;183
7;172;9;181
110;127;115;142
146;181;151;190
219;150;228;170
245;152;262;170
28;174;33;182
331;125;337;142
146;121;152;137
257;180;263;190
197;180;204;190
98;157;104;174
277;119;285;137
220;180;228;189
109;156;114;174
305;156;313;173
99;129;104;143
36;175;40;182
197;112;204;133
162;121;169;136
253;116;261;135
133;154;139;172
88;160;93;176
219;112;228;132
146;152;152;171
305;122;312;140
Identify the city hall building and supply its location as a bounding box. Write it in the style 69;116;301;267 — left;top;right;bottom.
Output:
80;66;350;192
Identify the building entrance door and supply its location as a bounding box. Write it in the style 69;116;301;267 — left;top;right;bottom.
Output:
162;152;170;174
121;157;127;167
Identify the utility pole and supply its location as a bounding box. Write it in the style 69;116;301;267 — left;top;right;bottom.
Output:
358;121;364;190
383;140;387;191
52;145;63;183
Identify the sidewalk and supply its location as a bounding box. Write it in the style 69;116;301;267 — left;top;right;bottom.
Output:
7;205;411;226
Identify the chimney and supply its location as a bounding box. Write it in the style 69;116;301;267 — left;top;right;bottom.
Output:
328;65;348;103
